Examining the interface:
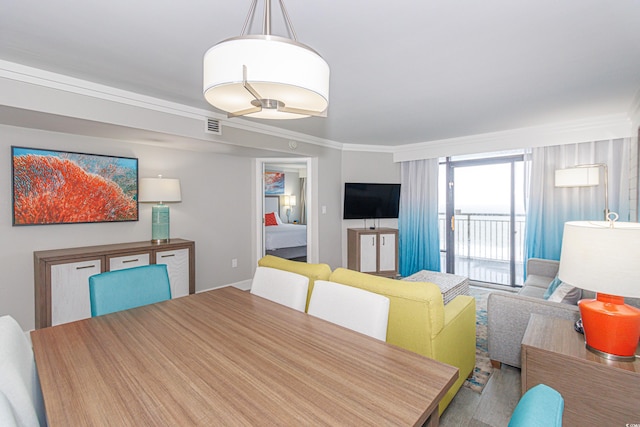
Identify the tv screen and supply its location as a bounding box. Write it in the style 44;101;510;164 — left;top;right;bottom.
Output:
343;183;401;219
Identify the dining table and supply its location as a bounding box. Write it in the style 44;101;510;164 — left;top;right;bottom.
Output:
31;286;458;426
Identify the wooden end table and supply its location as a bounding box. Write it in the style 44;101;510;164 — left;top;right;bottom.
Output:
521;314;640;426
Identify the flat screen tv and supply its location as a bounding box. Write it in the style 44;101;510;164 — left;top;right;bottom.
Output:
343;183;401;219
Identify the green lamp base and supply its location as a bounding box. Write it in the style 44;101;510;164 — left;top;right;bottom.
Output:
151;204;170;243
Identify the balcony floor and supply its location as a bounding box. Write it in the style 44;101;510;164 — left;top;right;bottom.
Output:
440;255;524;287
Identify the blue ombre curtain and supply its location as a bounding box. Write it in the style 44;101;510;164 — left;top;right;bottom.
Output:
399;159;440;276
524;138;631;267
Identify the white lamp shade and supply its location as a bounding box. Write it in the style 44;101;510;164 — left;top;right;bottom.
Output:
139;178;181;203
290;195;296;206
555;167;599;187
558;221;640;297
203;35;330;119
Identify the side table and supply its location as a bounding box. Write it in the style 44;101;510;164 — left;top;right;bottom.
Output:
521;314;640;426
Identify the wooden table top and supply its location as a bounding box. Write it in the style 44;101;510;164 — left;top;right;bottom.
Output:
31;287;458;426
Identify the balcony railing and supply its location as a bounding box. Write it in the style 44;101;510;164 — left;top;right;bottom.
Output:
439;212;526;285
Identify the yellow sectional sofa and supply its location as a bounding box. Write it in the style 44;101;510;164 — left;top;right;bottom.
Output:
257;255;476;415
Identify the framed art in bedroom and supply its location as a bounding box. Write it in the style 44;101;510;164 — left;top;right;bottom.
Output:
264;171;285;194
12;146;139;225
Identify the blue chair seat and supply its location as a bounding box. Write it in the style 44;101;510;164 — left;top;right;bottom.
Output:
509;384;564;427
89;264;171;316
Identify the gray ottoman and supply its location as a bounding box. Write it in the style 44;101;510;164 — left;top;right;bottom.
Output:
402;270;470;304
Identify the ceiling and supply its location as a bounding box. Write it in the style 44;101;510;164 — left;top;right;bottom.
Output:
1;0;639;147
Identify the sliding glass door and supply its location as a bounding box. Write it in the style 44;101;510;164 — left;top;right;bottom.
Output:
439;154;525;286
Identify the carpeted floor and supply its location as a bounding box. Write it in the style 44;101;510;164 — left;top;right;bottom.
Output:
463;287;493;393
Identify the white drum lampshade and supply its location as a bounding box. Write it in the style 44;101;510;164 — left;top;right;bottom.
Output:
203;0;330;120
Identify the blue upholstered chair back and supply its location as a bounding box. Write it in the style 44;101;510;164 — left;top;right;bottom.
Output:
509;384;564;427
89;264;171;316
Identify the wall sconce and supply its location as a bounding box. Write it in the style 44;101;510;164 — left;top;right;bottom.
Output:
139;175;181;243
555;163;609;219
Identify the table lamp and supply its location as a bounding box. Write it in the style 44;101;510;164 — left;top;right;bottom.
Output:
283;195;296;223
139;175;181;243
558;214;640;361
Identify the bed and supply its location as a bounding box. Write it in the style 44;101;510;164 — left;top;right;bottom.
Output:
264;196;307;261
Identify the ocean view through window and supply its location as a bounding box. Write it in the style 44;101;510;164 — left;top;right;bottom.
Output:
439;150;527;286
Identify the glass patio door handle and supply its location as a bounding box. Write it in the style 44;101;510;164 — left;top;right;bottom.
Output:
450;216;455;231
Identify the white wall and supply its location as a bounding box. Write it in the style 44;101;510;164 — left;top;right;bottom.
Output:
2;124;255;330
2;124;347;330
340;151;401;266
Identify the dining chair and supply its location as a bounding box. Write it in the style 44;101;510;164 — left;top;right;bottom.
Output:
508;384;564;427
89;264;172;316
0;315;46;427
308;280;390;341
250;266;309;312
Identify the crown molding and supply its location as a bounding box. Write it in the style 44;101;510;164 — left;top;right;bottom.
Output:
0;60;343;151
341;143;396;153
393;114;634;162
1;60;635;158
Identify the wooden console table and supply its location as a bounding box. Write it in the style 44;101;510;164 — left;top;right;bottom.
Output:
347;228;398;278
34;239;195;329
521;314;640;426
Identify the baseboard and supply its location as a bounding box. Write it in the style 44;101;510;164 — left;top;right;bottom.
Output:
197;279;252;293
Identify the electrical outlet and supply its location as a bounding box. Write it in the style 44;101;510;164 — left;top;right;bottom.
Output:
231;258;238;268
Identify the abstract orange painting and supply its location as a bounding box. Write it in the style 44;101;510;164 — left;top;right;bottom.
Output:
12;147;138;225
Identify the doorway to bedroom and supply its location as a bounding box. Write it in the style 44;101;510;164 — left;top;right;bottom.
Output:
255;158;315;265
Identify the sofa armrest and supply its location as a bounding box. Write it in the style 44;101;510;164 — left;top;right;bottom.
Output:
526;258;559;279
487;292;579;368
432;295;477;413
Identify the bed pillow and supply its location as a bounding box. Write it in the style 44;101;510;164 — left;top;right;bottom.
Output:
274;211;284;225
265;212;279;226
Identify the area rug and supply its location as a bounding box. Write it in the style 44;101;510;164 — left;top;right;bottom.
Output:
463;287;494;393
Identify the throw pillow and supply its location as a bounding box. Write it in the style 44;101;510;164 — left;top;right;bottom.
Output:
547;282;582;305
543;276;563;299
265;212;278;226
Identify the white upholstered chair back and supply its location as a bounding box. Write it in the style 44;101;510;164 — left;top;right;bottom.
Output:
0;390;19;427
250;267;309;312
0;316;46;427
308;280;390;341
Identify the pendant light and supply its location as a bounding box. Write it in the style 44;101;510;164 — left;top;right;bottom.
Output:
203;0;330;119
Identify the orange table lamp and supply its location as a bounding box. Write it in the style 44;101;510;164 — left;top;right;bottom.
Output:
558;217;640;362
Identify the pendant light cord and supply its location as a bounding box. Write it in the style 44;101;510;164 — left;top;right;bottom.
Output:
240;0;298;41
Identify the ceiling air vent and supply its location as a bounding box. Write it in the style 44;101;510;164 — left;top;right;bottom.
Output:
205;118;221;135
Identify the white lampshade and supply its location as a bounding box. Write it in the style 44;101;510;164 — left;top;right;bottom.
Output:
558;220;640;297
203;35;330;119
139;177;181;203
289;195;296;206
555;167;599;187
